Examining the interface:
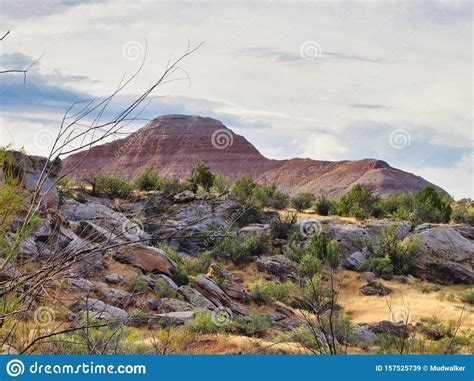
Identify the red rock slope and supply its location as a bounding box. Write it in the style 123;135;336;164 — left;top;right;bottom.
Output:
61;115;445;197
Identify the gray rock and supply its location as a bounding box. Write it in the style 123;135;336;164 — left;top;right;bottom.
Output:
105;273;127;285
179;285;216;310
173;190;196;203
345;251;367;270
238;224;270;236
85;298;129;321
95;282;134;307
152;311;195;324
69;277;97;292
322;222;372;256
414;226;474;284
155;274;179;290
159;298;193;312
256;255;298;278
359;282;392;296
195;275;232;308
353;325;377;348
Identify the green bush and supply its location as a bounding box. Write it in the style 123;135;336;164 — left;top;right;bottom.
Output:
161;178;186;196
325;240;341;268
314;196;337;216
363;257;394;280
99;174;133;199
419;316;454;340
460;289;474;304
232;176;257;201
250;280;294;305
188;160;215;192
129;275;148;293
234;310;271;337
154;278;178;298
413;187;452;223
134;165;162;191
291;192;316;212
373;225;417;275
186;310;224;334
451;203;474;225
270;213;297;240
183;252;213;276
211;174;233;194
284;234;306;262
236;204;263;226
337;184;380;220
298;254;323;278
216;232;269;265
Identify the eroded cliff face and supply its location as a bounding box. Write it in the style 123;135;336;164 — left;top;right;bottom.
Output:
61;114;444;197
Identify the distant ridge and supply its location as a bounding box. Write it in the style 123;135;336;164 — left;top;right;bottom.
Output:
61;114;445;197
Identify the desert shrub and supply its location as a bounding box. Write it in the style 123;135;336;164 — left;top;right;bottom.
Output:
186;310;224;334
154;278;178;299
419;316;455;340
325;240;341;268
298;254;323;278
314;196;337;216
236;204;262;226
460;289;474;304
451;202;474;225
270;212;297;240
291;192;315;212
188;160;215;192
284;233;306;262
99;174;133;199
171;267;189;286
413;187;452;223
211;174;233;194
232;176;257;201
134;165;161;191
234;310;271;337
161;178;186;196
250;280;294;305
183;252;213;276
373;225;417;275
363;257;394;280
215;232;269;265
336;184;380;220
437;288;457;302
129;275;148;293
305;233;328;260
270;189;290;210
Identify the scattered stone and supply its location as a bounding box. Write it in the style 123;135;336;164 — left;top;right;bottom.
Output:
147;299;159;311
173;190;196;203
179;285;216;310
69;277;97;292
159;298;193;312
114;245;176;275
105;273;127;286
84;298;129;322
345;251;367;270
353;325;377;349
359;282;392;296
256;255;298;278
370;320;409;338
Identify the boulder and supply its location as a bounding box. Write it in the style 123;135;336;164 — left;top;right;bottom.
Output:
345;251;367;270
359;282;392;296
105;273;127;286
159;298;193;312
179;285;216;310
353;325;377;349
95;282;134;307
238;224;270;236
414;226;474;284
173;190;196;203
152;311;195;325
155;274;179;290
84;298;129;321
322;222;372;256
68;277;97;292
195;275;232;308
114;245;176;276
369;320;409;338
256;255;298;278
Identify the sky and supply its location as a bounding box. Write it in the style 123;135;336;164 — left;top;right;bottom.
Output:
0;0;472;199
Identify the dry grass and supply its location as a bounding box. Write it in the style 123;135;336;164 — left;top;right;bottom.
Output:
336;271;474;329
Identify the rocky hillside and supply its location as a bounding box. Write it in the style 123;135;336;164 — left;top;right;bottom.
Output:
1;152;472;355
61;115;445;197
